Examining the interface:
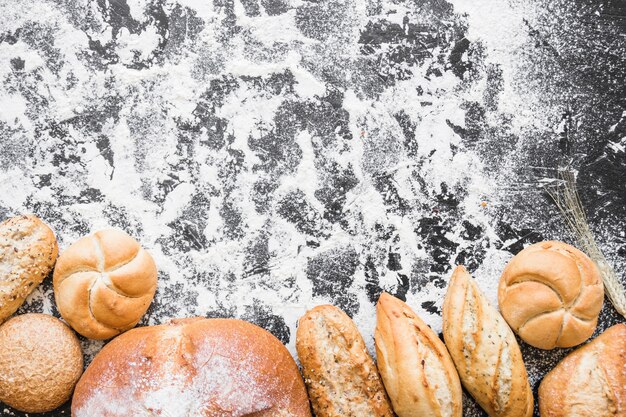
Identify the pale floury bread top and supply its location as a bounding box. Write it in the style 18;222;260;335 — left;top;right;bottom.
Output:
72;317;312;417
53;228;157;340
539;323;626;417
0;214;58;323
498;241;604;349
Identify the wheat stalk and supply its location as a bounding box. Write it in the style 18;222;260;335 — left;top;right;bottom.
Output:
545;169;626;318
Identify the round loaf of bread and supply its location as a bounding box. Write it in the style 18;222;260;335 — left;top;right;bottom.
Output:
0;313;83;413
72;317;312;417
0;214;58;323
498;241;604;349
53;228;157;340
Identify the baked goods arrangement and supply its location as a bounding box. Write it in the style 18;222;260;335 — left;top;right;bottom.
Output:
0;313;83;413
296;304;394;417
0;211;623;416
72;317;312;416
538;323;625;417
53;228;158;340
498;241;604;349
375;292;462;417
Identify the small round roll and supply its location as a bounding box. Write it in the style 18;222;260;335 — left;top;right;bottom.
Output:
53;228;158;340
498;241;604;349
0;313;83;413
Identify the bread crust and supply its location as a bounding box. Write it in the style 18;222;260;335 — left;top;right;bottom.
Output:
443;265;533;417
539;324;626;417
0;215;58;323
53;228;157;339
498;241;604;349
296;305;394;417
0;313;83;413
72;317;311;417
375;292;462;417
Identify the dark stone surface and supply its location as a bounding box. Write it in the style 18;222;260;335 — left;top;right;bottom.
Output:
0;0;624;415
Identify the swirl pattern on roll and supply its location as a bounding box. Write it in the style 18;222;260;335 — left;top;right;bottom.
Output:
53;229;157;340
498;241;604;349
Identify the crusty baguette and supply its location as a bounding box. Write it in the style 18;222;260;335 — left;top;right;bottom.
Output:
539;323;626;417
296;305;394;417
0;215;58;323
375;292;462;417
442;265;533;417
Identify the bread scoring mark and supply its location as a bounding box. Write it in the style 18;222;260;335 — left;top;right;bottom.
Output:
55;267;100;287
505;275;565;305
462;280;478;371
493;340;512;413
99;273;146;299
517;308;561;333
413;320;455;417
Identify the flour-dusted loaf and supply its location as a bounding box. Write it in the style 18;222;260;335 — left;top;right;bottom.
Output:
53;228;157;340
0;313;83;413
375;292;462;417
296;305;394;417
539;323;625;417
443;265;533;417
0;215;58;323
498;241;604;349
72;317;312;417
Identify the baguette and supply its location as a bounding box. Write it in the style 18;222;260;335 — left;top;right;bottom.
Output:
539;323;625;417
0;215;58;323
296;305;394;417
375;292;462;417
442;265;533;417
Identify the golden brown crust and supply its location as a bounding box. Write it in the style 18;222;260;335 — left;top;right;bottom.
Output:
296;304;394;417
539;324;626;417
443;265;533;417
498;241;604;349
375;292;462;417
72;317;311;417
53;228;157;340
0;313;83;413
0;215;58;323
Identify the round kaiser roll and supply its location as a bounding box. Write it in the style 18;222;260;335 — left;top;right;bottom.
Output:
0;313;83;413
498;241;604;349
53;228;157;340
72;317;312;417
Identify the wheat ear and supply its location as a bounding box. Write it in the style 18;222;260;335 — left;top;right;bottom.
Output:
545;169;626;318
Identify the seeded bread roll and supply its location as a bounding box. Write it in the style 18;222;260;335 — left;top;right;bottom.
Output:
539;324;626;417
498;241;604;349
375;292;462;417
296;305;394;417
0;313;83;413
443;265;533;417
0;215;58;323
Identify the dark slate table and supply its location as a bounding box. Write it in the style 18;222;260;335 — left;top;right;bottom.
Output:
0;0;624;415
